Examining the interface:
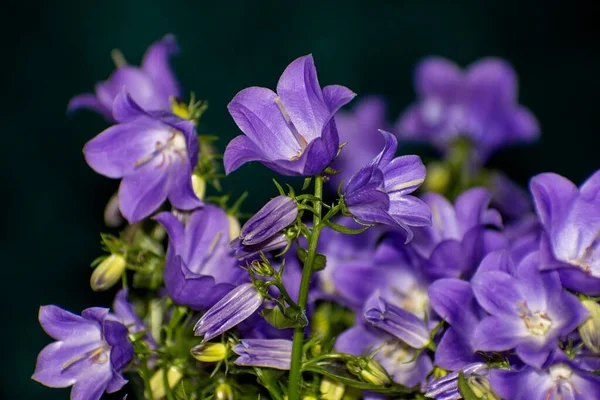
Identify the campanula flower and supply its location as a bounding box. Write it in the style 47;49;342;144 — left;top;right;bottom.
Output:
232;339;293;370
530;170;600;295
155;206;245;310
342;131;431;239
396;57;539;160
194;283;264;342
68;35;180;120
224;55;355;176
32;306;133;400
423;363;491;400
490;352;600;400
84;91;202;223
328;96;389;188
471;252;589;368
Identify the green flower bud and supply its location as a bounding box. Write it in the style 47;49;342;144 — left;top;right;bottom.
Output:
90;254;126;291
191;173;206;200
249;258;275;277
579;299;600;352
423;162;451;193
320;378;345;400
215;382;234;400
190;342;228;362
347;358;392;386
468;375;501;400
149;366;183;399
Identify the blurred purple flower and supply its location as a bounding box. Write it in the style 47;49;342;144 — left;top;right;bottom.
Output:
155;206;245;311
396;57;539;160
69;35;181;120
84;91;202;223
224;55;355;176
328;96;389;188
530;170;600;295
342;131;431;239
233;339;292;370
32;306;133;400
471;252;588;368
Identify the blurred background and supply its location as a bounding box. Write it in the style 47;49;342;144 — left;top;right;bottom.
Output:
2;0;598;398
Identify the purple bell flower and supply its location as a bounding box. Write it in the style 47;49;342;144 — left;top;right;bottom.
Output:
32;306;133;400
342;131;431;239
238;196;297;245
530;170;600;295
490;352;600;400
231;233;289;261
471;252;589;368
155;206;245;310
224;54;356;176
364;293;430;349
328;96;390;188
69;35;180;120
396;57;539;160
233;339;292;370
84;91;202;223
194;283;264;342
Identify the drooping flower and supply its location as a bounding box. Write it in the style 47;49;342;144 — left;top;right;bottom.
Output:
155;206;245;310
490;353;600;400
32;306;133;400
471;252;589;368
232;339;292;370
530;170;600;295
328;96;389;188
342;131;431;239
84;91;202;223
229;196;298;259
68;35;181;120
194;283;264;342
396;57;539;160
224;55;355;176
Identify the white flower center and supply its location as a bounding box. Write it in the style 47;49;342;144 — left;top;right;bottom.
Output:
380;339;413;365
518;301;552;336
134;129;188;169
550;364;573;381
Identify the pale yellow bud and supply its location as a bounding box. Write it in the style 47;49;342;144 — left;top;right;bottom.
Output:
302;397;317;400
149;366;183;399
468;375;500;400
360;359;392;386
215;382;234;400
320;378;345;400
190;342;228;362
228;214;241;241
579;299;600;352
423;162;451;193
90;254;126;291
191;173;206;200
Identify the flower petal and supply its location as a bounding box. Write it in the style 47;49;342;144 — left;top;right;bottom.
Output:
529;172;578;228
67;93;111;120
471;270;522;317
38;306;100;343
118;162;169;223
141;34;181;102
415;57;463;100
472;316;524;351
223;135;267;175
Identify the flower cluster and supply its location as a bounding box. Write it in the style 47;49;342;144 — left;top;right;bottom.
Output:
33;35;599;400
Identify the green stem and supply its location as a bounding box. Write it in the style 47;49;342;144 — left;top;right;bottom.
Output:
288;175;324;400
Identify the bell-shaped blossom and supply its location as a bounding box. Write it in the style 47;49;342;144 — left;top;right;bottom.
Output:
69;35;180;120
233;339;292;370
238;196;297;245
530;170;600;295
396;57;539;160
231;233;289;261
490;353;600;400
363;293;430;349
224;55;355;176
428;278;485;370
342;131;431;239
409;187;506;278
336;325;432;388
32;306;133;400
84;91;202;223
328;96;390;188
155;206;245;310
194;283;264;342
471;252;589;368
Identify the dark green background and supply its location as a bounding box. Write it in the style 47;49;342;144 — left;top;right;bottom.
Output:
2;0;598;398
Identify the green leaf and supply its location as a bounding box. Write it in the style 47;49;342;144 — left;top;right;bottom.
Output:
325;221;371;235
302;177;313;191
296;248;327;271
261;306;308;329
458;371;480;400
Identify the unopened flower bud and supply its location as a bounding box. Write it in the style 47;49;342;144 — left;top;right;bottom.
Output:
579;299;600;352
468;375;500;400
215;381;234;400
149;366;183;399
90;254;126;291
228;214;241;241
249;258;275;277
190;342;228;362
347;358;392;386
320;378;345;400
191;173;206;200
